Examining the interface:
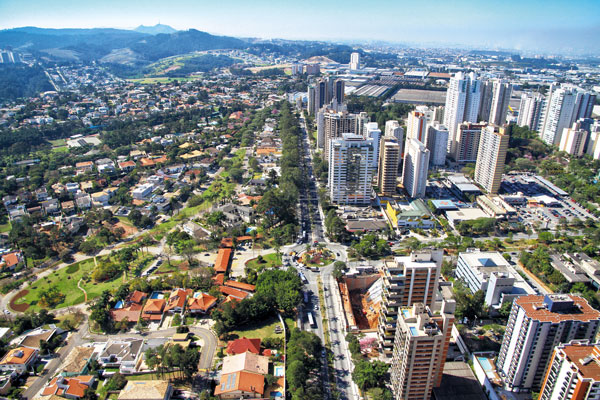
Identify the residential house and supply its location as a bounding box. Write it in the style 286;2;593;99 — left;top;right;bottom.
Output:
18;327;58;350
187;293;218;315
98;339;144;374
41;199;60;215
65;182;80;194
226;338;261;355
117;380;172;400
75;193;92;210
0;347;38;374
60;346;96;377
182;221;210;241
41;375;95;399
142;299;165;322
164;289;191;314
132;183;154;200
61;201;76;215
222;351;269;375
96;158;116;174
35;188;49;201
224;281;256;293
215;203;255;226
75;161;94;175
214;248;232;274
1;251;22;271
91;191;110;207
118;161;136;172
214;371;265;399
219;286;250;301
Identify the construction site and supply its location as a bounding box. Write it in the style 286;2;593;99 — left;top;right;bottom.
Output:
338;272;383;332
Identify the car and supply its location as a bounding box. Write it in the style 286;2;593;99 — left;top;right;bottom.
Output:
204;253;210;256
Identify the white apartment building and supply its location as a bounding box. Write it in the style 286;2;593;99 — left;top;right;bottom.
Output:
425;122;449;166
402;138;430;198
474;125;509;194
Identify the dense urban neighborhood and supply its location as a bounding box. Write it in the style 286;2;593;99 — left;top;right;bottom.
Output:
0;22;600;400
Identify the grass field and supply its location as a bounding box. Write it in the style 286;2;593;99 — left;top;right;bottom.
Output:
231;316;287;339
0;222;11;233
245;253;282;271
13;256;123;312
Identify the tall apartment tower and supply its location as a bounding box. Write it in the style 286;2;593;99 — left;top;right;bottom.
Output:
489;80;512;126
334;79;345;104
444;72;482;153
425;122;449;167
378;250;443;357
385;120;405;147
452;122;486;163
407;111;428;142
498;294;600;391
586;121;600;160
478;80;494;122
402;139;430;198
559;125;588;156
319;109;358;155
307;86;315;116
328;133;375;205
539;342;600;400
364;122;382;168
518;92;544;131
378;136;401;196
391;301;455;400
350;52;360;70
540;86;579;146
474;125;509;194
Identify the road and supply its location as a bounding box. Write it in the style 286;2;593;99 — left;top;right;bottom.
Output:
24;320;217;399
286;114;360;400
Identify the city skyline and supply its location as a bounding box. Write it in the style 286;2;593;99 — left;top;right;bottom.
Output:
1;0;600;55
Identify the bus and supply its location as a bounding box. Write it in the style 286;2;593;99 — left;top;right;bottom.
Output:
303;291;309;304
307;311;316;328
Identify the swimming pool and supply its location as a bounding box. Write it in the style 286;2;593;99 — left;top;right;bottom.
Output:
402;309;411;318
409;327;418;336
274;365;284;377
150;291;164;299
114;300;124;309
478;357;493;371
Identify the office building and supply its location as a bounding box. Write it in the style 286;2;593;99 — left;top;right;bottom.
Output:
498;294;600;391
407;111;428;142
474;125;509;194
328;133;375;205
378;250;443;356
378;136;401;196
452;122;485;163
518;92;544;131
444;72;482;154
424;122;449;166
390;301;455;400
539;342;600;400
350;52;360;70
489;80;512;126
402;139;430;198
559;125;588;156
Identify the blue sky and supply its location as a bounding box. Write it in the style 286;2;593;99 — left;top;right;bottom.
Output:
1;0;599;53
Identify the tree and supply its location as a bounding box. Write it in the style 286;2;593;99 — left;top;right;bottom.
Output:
332;261;347;281
351;360;389;391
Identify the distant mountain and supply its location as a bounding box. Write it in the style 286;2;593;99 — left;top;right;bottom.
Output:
0;27;246;64
134;24;177;35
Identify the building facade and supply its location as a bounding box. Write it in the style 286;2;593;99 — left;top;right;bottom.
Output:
497;294;600;392
444;72;482;154
378;136;401;196
518;92;544;131
425;122;449;166
474;125;509;194
402;139;430;198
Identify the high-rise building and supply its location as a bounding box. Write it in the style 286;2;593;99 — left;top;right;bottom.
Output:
318;107;355;152
424;122;449;167
474;125;509;194
586;122;600;160
334;79;345;104
402;139;430;198
540;85;596;146
478;80;494;122
378;250;443;357
385;120;405;147
559;125;588;156
291;64;303;76
539;342;600;400
390;301;455;400
378;136;401;196
307;86;315;116
517;92;544;131
407;111;428;142
350;52;360;70
364;122;382;168
452;122;486;163
444;72;482;153
489;80;512;126
304;63;320;75
498;294;600;391
328;133;375;205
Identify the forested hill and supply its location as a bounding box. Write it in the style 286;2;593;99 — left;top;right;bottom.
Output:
0;64;52;102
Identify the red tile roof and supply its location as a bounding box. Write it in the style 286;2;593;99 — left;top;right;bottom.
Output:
224;280;256;292
110;308;142;323
227;337;261;355
215;248;232;273
212;273;225;285
42;375;93;398
219;286;249;300
129;290;147;305
143;299;165;314
164;289;188;312
187;293;217;312
516;294;600;323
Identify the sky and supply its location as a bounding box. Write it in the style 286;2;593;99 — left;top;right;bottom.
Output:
1;0;599;54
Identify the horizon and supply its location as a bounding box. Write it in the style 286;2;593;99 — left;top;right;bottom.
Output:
1;0;600;56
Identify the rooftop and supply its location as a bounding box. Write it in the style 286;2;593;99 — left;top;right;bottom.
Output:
516;294;600;323
118;380;171;400
559;343;600;381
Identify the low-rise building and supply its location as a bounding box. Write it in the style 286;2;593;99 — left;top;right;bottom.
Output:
98;339;144;374
41;375;95;399
0;347;38;374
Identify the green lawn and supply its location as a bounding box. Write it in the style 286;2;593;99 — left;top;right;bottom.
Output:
231;316;285;339
48;138;66;147
13;255;125;312
0;221;11;233
245;253;282;271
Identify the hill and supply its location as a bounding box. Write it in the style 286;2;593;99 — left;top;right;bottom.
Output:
134;24;177;35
